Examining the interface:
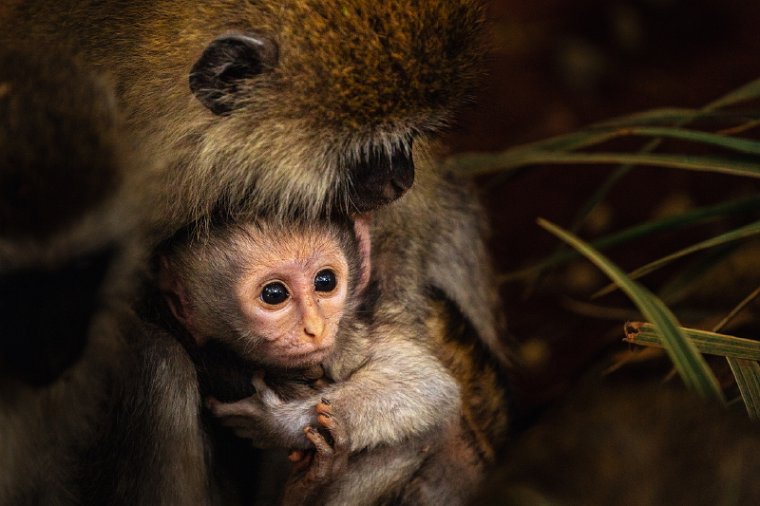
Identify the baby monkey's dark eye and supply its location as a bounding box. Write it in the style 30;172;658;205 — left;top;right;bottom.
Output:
314;269;337;292
261;282;288;305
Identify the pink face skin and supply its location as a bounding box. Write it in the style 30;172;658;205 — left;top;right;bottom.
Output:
234;228;349;369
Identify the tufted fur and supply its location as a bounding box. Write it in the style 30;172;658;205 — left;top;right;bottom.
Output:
2;0;486;226
0;2;509;503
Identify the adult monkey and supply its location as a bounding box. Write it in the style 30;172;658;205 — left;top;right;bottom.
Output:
1;1;510;503
0;46;153;505
1;0;503;357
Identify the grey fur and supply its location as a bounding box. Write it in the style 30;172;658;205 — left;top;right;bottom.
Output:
172;219;481;505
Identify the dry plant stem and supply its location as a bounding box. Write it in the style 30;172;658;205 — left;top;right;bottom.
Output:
603;347;664;376
712;285;760;333
717;118;760;136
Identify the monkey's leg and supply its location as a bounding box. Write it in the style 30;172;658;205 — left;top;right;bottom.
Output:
320;441;433;505
393;418;484;506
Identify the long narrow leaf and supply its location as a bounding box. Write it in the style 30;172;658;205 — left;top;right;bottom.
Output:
708;77;760;109
445;130;623;174
520;164;633;295
657;245;739;304
624;322;760;360
595;220;760;297
594;109;760;129
507;125;760;158
532;79;760;293
539;219;724;402
456;151;760;178
449;78;760;178
525;115;690;292
600;126;760;155
727;358;760;420
500;196;760;283
591;108;703;128
527;124;760;155
626;322;760;417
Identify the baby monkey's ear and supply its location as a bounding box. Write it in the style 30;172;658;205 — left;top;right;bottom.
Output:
189;33;279;115
353;215;372;296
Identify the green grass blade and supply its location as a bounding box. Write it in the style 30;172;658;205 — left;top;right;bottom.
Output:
595;220;760;297
624;322;760;360
446;130;622;174
657;245;739;304
499;125;760;158
524;120;676;292
519;164;634;295
451;116;760;175
591;108;703;128
593;109;760;129
524;123;760;154
527;130;622;153
538;219;724;402
455;151;760;178
726;358;760;420
448;78;760;179
601;126;760;155
626;322;760;418
499;196;760;283
526;80;760;293
714;287;760;420
708;77;760;109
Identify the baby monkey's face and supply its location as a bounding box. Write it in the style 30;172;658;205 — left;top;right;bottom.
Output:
234;228;349;369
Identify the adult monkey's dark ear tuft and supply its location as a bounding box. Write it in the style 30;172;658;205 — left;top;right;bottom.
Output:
189;34;279;116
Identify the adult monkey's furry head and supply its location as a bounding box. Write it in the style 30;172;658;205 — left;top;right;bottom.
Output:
40;0;487;226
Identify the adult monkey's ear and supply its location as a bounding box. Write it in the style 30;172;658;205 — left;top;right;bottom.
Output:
189;34;279;116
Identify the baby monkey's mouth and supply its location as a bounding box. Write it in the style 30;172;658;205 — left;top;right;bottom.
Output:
282;346;332;368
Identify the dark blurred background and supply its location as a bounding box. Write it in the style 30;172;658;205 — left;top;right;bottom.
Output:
444;0;760;411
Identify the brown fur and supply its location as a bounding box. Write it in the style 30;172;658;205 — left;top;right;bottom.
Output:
188;220;506;505
388;294;510;504
0;0;506;363
1;0;486;225
275;290;510;505
0;2;510;503
0;48;121;241
165;219;470;503
426;297;510;465
0;47;147;504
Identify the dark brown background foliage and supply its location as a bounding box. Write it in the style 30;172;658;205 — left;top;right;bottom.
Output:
445;0;760;411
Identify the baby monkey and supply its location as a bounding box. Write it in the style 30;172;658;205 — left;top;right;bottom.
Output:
161;218;369;371
161;218;477;505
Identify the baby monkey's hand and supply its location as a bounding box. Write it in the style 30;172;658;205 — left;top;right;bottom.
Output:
281;399;349;506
